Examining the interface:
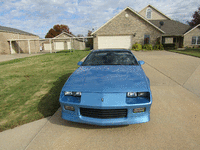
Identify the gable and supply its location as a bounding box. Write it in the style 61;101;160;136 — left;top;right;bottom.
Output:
139;5;171;20
184;24;200;36
92;7;164;35
53;32;74;39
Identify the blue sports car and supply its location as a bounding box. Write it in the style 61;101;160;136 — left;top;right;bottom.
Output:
59;49;152;126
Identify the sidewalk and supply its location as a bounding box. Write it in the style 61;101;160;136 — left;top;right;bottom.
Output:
0;53;45;63
0;117;51;150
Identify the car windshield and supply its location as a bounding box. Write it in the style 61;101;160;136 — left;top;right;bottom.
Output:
82;51;138;66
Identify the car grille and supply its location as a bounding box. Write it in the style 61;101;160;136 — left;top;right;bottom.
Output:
80;108;127;119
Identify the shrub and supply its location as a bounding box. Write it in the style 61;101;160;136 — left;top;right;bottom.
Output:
142;45;145;50
153;44;164;50
132;43;142;51
143;44;153;50
163;44;177;50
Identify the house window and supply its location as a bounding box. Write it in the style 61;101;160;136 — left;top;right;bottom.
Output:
192;36;200;45
192;36;196;44
146;8;152;19
165;37;173;44
198;36;200;44
144;35;150;44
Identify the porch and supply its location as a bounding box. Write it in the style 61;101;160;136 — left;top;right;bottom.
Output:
162;36;183;48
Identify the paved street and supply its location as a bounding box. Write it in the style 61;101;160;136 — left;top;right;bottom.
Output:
1;51;200;150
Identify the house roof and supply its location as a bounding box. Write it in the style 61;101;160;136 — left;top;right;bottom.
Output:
92;6;165;35
149;20;190;36
52;32;85;42
53;32;74;39
0;25;37;36
139;4;172;20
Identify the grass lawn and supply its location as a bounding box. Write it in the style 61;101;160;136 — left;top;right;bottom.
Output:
168;48;200;58
0;50;90;132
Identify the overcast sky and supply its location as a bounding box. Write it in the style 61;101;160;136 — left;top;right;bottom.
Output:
0;0;199;38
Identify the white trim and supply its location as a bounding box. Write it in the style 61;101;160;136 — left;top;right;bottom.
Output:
92;6;165;35
184;24;200;36
49;39;52;53
9;41;12;54
28;40;31;54
139;4;172;20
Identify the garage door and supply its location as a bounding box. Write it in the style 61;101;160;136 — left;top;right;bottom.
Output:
54;42;65;50
44;43;51;50
98;36;132;49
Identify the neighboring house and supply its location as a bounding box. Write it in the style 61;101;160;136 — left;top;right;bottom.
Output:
0;25;39;54
43;32;86;51
92;5;200;49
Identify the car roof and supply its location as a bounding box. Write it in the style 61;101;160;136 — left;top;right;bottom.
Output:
92;49;132;53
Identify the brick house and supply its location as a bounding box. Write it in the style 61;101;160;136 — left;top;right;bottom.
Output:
92;5;200;49
0;25;40;54
43;32;86;51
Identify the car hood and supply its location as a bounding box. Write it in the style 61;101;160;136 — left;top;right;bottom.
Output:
62;65;149;93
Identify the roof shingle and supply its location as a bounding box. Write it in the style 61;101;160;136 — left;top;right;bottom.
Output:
0;25;37;36
149;20;190;36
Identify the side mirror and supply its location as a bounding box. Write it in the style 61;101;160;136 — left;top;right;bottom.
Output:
138;60;145;65
77;61;83;66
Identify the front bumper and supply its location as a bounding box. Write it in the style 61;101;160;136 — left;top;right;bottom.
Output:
61;106;150;126
59;92;152;126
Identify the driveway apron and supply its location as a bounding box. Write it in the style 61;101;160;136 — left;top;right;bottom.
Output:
2;51;200;150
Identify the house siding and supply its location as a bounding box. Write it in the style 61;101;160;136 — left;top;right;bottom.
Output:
0;32;39;54
184;27;200;47
139;6;169;20
93;9;162;49
93;37;98;50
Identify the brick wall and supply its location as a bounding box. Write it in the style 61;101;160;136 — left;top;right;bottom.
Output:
0;32;39;54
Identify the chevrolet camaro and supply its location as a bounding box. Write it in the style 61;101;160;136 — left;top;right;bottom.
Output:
59;49;152;126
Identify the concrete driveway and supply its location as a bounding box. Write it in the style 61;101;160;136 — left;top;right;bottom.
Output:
1;51;200;150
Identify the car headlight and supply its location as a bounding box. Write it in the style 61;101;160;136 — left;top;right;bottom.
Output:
64;91;73;96
127;92;149;97
64;91;81;97
137;92;149;97
73;92;81;97
126;92;137;97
